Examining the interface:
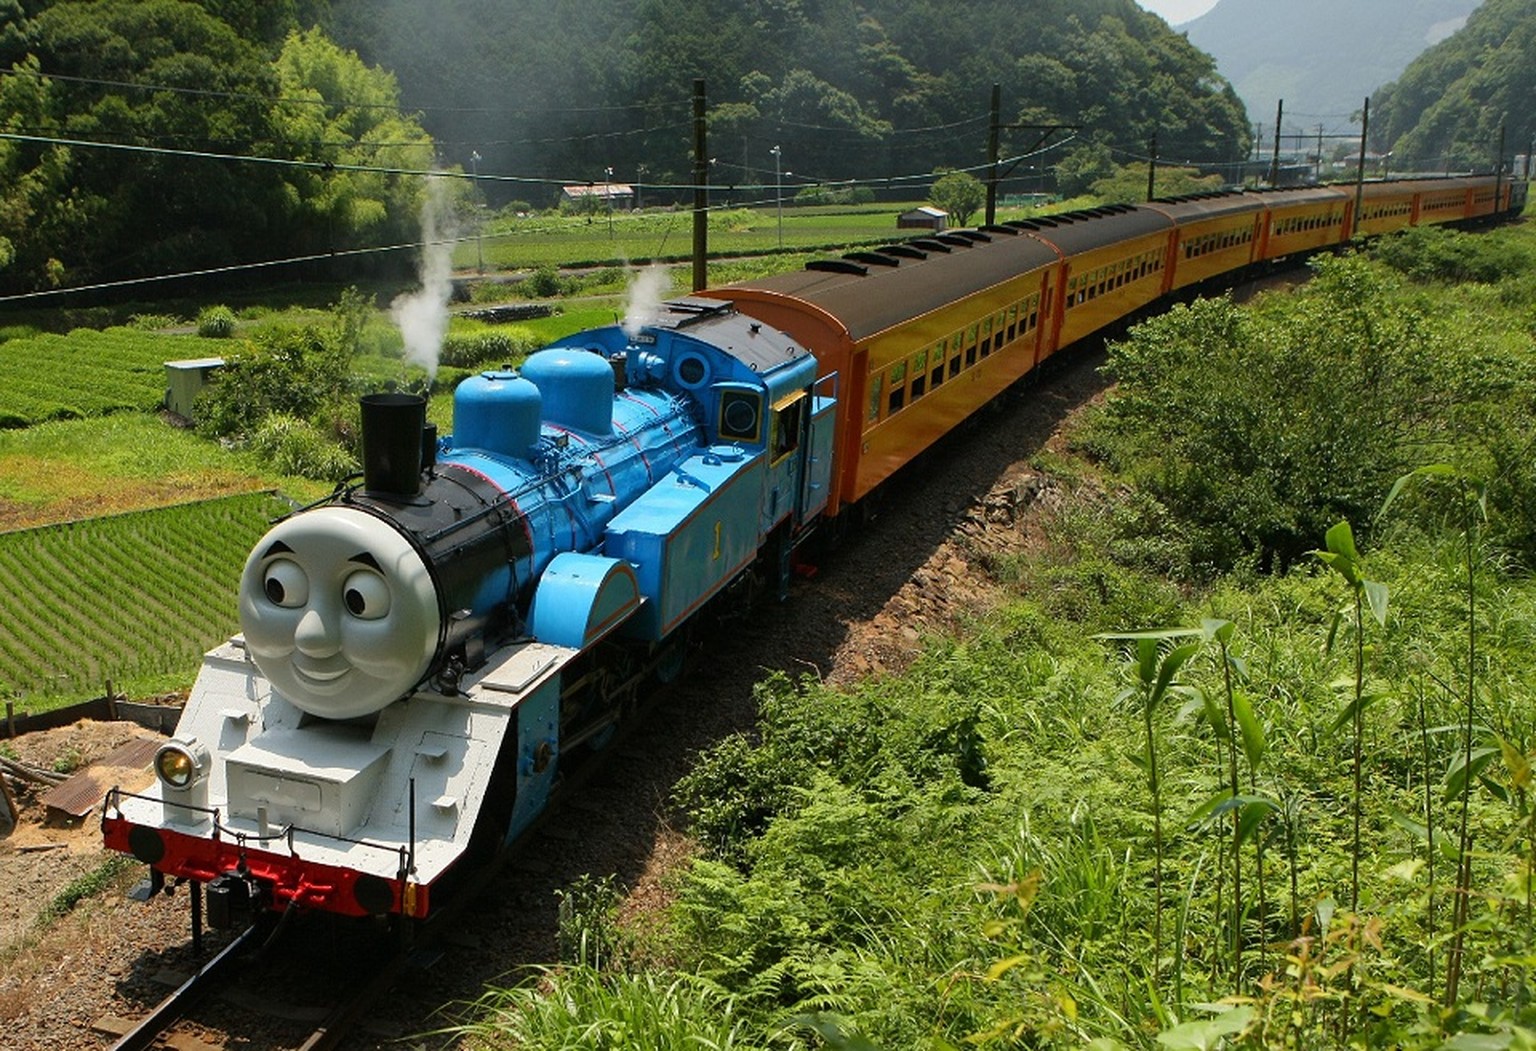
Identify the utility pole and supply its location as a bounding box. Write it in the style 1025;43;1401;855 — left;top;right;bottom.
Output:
604;166;614;238
691;78;707;292
1269;100;1284;186
470;150;484;273
982;91;1080;221
985;84;1001;226
1495;122;1506;210
1146;132;1158;201
1315;125;1324;182
771;144;783;247
1353;97;1370;233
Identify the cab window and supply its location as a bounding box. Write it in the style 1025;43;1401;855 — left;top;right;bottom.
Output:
772;396;804;462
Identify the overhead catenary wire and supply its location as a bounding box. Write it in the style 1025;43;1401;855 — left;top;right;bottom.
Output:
0;88;1087;304
0;128;1071;196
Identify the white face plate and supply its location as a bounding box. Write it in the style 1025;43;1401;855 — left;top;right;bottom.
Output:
240;506;440;719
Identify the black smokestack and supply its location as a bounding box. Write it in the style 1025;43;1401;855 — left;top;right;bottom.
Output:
360;393;426;496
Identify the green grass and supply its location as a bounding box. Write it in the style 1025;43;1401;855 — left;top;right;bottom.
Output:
0;327;234;428
451;199;1070;274
0;413;325;529
0;491;293;711
455;204;895;272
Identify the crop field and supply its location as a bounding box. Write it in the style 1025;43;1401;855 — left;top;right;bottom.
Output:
0;490;292;704
0;327;226;428
454;205;896;272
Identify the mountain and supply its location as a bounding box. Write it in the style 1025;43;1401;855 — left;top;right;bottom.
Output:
1371;0;1536;171
1180;0;1480;138
327;0;1250;201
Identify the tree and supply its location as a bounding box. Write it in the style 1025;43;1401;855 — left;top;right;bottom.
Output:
1093;162;1222;204
270;28;437;256
0;3;437;294
0;0;288;290
1372;0;1536;172
929;170;984;227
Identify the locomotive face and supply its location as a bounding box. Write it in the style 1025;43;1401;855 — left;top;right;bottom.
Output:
239;507;440;720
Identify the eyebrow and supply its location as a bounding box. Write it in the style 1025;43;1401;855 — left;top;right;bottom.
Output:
261;541;294;558
348;552;383;571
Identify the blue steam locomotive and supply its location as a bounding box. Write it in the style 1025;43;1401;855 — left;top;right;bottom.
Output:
105;296;835;922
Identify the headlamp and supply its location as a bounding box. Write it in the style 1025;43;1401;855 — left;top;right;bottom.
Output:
154;737;209;791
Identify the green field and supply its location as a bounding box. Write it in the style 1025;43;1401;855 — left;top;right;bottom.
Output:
454;204;895;272
0;491;293;704
0;327;231;428
450;199;1066;273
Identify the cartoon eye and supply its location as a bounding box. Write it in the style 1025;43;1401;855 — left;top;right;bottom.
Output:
263;559;309;608
342;570;391;620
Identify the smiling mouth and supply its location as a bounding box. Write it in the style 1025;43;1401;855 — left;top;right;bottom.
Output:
292;657;352;688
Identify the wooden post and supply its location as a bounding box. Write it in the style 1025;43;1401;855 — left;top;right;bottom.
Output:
0;772;17;838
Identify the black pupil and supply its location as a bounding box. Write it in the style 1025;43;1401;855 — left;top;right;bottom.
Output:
265;578;285;603
346;589;366;615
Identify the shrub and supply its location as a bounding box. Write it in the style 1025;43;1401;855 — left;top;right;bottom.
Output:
792;184;876;206
0;324;41;343
1370;224;1534;284
195;305;237;338
128;313;182;331
438;329;538;370
1092;254;1503;574
521;265;566;298
248;413;358;481
193;326;355;440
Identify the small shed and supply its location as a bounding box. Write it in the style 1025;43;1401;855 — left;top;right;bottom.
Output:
164;357;225;419
561;183;635;209
898;206;949;232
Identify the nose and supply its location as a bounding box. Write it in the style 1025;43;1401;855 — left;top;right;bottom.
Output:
294;607;341;657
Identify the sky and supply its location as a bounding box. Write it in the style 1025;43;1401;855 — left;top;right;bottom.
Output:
1136;0;1221;25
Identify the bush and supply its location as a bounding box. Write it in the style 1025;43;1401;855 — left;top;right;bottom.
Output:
193;326;354;440
792;184;876;206
128;313;182;331
1370;224;1534;284
438;329;539;370
521;265;567;298
1092;254;1504;574
249;413;358;481
195;305;237;338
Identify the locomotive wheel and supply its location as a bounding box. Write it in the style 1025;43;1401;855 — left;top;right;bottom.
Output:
651;635;689;684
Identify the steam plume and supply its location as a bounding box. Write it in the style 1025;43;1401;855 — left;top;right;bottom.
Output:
621;263;671;340
392;176;457;383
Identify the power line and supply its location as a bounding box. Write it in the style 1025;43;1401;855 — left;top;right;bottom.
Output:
0;125;1068;197
0;131;568;187
0;241;416;304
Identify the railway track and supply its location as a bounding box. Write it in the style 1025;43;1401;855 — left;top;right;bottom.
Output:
93;674;683;1051
98;897;442;1044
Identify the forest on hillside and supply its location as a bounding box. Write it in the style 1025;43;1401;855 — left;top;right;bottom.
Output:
324;0;1250;200
0;0;1248;297
1371;0;1536;173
